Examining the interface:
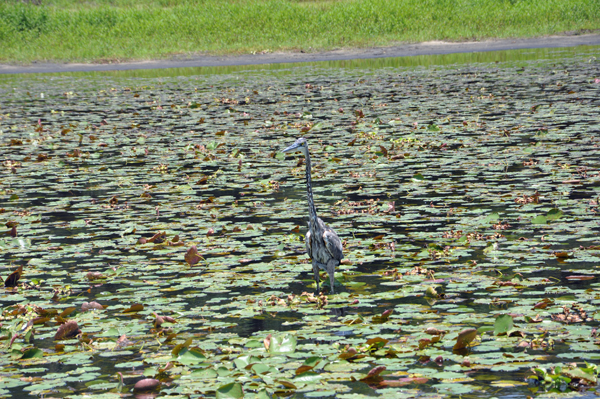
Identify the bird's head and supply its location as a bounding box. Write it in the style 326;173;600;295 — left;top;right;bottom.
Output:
282;137;309;157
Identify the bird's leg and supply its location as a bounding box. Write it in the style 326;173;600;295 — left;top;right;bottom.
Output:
312;261;321;294
326;259;337;295
314;260;336;294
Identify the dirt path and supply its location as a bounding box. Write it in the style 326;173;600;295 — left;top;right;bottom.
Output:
1;33;599;74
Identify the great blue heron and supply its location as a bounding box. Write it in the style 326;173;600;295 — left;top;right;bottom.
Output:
282;137;343;294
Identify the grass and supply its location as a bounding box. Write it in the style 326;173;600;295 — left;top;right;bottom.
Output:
0;0;598;63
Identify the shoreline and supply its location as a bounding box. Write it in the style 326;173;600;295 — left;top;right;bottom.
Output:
1;33;599;75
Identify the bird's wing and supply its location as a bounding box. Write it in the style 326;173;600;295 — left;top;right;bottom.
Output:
305;229;312;258
322;229;343;261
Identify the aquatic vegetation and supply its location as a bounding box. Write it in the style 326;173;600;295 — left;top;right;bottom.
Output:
0;53;599;398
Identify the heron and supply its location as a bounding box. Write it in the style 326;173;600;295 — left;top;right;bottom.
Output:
282;137;343;294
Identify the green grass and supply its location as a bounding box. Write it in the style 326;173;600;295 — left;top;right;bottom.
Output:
0;0;598;63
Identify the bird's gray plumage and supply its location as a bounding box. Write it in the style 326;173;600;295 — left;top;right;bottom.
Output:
282;137;343;294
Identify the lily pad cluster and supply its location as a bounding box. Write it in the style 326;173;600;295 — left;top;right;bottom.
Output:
0;51;599;398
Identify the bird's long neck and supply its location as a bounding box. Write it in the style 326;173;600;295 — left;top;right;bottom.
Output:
304;149;318;224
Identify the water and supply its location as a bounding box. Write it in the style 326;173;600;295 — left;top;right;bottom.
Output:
0;44;599;398
0;44;598;80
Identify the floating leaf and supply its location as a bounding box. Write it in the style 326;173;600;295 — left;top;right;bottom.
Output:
5;265;23;288
484;212;500;223
562;367;597;384
86;272;106;281
177;347;206;365
419;338;433;350
216;382;243;399
546;208;563;221
425;327;446;335
533;298;554;309
380;377;429;387
123;304;144;313
276;380;297;390
295;365;314;375
531;215;547;225
554;251;570;259
338;347;360;360
372;309;393;323
154;312;176;329
453;328;477;350
294;371;321;383
59;307;76;318
251;363;271;375
81;301;104;311
361;366;386;381
412;173;425;182
172;338;193;357
524;315;543;323
54;320;81;340
133;378;160;391
365;337;389;349
565;275;594;281
21;348;43;359
269;333;297;354
184;245;203;267
494;314;514;336
263;334;271;352
425;286;438;297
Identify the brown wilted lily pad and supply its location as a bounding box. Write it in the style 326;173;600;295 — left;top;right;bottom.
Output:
263;334;272;351
133;378;160;391
5;265;23;287
380;377;429;387
295;365;314;375
59;307;76;318
361;365;386;381
153;312;177;329
54;320;81;340
565;275;594;281
123;304;144;313
425;327;446;335
184;245;203;267
365;337;389;347
81;301;104;311
5;265;23;288
372;309;393;323
533;298;554;309
147;231;166;244
116;334;133;349
339;347;363;360
168;235;185;246
453;328;477;350
86;272;106;281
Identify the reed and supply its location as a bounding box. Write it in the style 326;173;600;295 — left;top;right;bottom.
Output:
0;0;598;63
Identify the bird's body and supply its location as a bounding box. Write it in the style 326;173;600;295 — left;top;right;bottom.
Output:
282;137;343;294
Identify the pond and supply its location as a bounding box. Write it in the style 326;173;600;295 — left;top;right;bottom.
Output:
0;45;600;398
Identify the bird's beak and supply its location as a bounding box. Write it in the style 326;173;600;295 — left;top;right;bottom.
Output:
282;143;301;153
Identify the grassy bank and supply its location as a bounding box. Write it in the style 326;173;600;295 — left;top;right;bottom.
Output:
0;0;598;63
